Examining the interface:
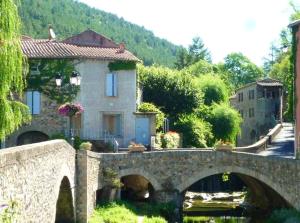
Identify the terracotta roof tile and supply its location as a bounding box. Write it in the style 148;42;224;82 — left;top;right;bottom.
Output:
21;38;140;62
256;78;283;87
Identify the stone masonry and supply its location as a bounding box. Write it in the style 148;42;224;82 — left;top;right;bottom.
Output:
0;140;75;223
2;140;300;222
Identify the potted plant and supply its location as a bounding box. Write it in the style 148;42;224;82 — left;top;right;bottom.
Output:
215;140;234;151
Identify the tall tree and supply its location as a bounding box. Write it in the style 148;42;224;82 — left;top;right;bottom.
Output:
174;37;211;69
0;0;30;140
222;53;263;89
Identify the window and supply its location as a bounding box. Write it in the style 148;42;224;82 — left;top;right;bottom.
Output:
26;91;41;115
248;90;255;100
249;108;255;118
238;93;243;102
239;110;244;118
106;73;117;97
103;114;122;136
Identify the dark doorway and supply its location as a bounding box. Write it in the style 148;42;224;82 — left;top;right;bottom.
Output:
17;131;49;146
55;177;75;223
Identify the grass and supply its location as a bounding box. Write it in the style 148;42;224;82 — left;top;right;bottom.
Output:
89;201;172;223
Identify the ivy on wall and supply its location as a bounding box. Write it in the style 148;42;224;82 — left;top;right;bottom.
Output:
108;61;136;71
27;59;79;104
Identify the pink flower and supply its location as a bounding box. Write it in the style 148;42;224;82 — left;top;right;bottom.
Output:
58;103;84;117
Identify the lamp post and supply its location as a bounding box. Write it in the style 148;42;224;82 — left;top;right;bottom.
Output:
55;71;81;146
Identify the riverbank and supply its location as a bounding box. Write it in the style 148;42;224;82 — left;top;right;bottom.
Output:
89;201;174;223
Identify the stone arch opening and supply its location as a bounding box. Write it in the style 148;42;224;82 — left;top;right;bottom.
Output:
121;175;155;202
55;176;75;223
17;131;49;146
180;170;291;221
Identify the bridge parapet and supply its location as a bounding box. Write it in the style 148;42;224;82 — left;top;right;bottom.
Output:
0;140;75;223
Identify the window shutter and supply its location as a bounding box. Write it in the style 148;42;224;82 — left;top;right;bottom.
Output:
33;91;41;114
113;74;117;96
106;73;113;96
26;91;33;114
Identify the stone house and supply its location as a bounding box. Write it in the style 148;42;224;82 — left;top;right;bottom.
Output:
3;30;155;148
230;78;283;146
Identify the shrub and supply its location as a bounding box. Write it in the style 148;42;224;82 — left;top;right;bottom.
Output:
138;65;203;117
138;102;165;131
50;133;67;140
79;142;92;150
196;74;229;106
208;103;242;143
161;131;180;148
89;202;137;223
143;216;167;223
174;114;213;148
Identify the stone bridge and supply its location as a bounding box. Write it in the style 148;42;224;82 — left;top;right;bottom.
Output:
1;140;300;222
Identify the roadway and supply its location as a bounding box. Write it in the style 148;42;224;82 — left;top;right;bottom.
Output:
258;122;295;159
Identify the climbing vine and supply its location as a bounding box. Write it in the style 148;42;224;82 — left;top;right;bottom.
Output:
27;59;79;104
108;61;136;71
0;0;31;140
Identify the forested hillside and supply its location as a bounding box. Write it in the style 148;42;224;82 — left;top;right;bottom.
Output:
19;0;179;67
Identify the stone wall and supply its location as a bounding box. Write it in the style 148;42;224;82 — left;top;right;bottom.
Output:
0;140;75;223
5;94;67;147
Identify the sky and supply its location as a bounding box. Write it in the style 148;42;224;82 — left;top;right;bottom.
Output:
79;0;294;66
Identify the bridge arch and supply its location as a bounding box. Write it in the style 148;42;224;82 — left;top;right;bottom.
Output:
119;168;162;191
177;165;293;207
53;163;75;223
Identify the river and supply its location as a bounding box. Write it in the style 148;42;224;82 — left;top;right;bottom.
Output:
183;191;267;223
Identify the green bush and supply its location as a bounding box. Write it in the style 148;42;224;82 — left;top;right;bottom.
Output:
50;133;67;140
138;65;203;117
143;216;167;223
196;74;229;106
79;142;92;150
138;102;165;131
89;202;137;223
208;103;242;143
174;114;213;148
161;131;180;148
266;209;300;223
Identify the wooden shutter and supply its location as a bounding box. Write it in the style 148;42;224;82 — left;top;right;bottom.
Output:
113;74;117;96
106;73;113;96
33;91;41;114
26;91;33;114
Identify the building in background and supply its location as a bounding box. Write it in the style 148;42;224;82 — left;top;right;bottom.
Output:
230;78;283;146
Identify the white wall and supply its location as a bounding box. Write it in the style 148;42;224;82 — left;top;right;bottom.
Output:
75;60;136;146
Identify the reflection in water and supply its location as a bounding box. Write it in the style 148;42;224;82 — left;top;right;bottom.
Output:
183;191;267;223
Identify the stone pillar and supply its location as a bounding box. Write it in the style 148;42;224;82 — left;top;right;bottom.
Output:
153;190;183;223
76;150;88;223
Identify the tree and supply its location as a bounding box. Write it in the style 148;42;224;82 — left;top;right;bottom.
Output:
208;103;242;143
0;0;31;140
196;74;229;106
269;52;293;120
222;53;263;89
174;37;211;69
188;37;211;64
174;114;213;148
138;65;203;118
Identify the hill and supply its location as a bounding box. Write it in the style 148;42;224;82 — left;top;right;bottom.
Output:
18;0;180;67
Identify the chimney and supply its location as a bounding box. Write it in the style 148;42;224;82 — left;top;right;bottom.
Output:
118;42;125;53
48;25;56;41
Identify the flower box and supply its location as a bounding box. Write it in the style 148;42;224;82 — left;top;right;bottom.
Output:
215;144;234;151
128;145;145;153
